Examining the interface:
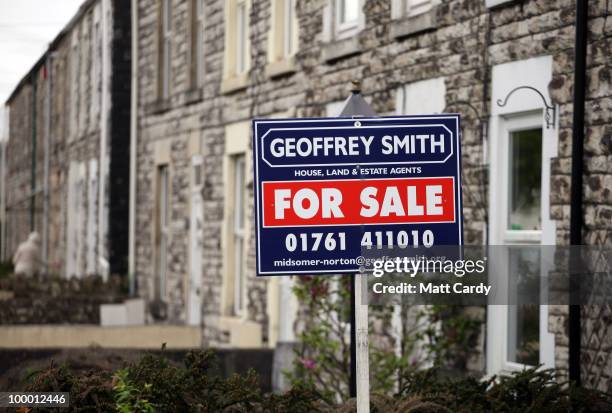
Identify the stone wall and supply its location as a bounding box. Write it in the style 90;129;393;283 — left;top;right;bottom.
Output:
0;275;126;324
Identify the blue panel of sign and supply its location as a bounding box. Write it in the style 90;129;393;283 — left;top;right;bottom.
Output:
252;115;463;275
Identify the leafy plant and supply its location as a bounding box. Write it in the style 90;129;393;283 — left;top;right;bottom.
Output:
113;368;156;413
20;351;612;411
286;276;476;402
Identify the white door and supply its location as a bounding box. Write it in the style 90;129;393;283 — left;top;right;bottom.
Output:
66;162;85;278
188;155;204;325
487;112;556;373
86;159;98;275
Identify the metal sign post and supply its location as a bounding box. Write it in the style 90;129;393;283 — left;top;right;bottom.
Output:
252;82;462;413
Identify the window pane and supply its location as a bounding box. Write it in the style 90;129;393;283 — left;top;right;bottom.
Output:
340;0;359;24
234;156;245;231
232;155;245;315
164;0;171;31
508;128;542;231
406;0;432;16
236;2;246;73
284;0;294;56
507;248;540;366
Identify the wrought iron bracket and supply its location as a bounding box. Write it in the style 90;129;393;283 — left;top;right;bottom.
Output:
496;86;556;129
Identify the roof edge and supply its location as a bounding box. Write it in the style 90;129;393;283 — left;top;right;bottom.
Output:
4;0;100;106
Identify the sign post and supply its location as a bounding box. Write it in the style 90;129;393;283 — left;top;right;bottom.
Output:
252;83;462;413
337;83;376;412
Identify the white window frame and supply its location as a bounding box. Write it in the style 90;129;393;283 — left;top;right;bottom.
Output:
223;0;250;91
86;159;98;275
222;121;250;318
268;0;298;64
489;113;554;373
232;154;246;316
236;0;248;75
283;0;296;57
189;0;206;89
90;5;102;131
196;0;205;86
160;0;172;99
485;0;514;8
335;0;360;36
188;154;204;325
323;0;364;42
487;55;558;376
392;0;435;19
69;32;79;140
499;113;544;244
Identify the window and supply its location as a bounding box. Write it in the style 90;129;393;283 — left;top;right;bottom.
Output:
337;0;359;28
223;121;249;317
393;0;434;18
223;0;250;92
159;0;173;99
498;114;544;370
91;5;102;129
497;114;544;243
335;0;360;37
236;0;247;74
69;32;79;140
155;165;169;301
232;155;246;315
188;155;204;326
396;77;446;115
487;56;557;375
284;0;295;57
508;128;542;231
86;159;98;275
189;0;205;88
268;0;298;69
485;0;514;8
321;0;363;61
390;0;437;38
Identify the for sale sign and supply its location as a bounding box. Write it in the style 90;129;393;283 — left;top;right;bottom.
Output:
252;115;463;275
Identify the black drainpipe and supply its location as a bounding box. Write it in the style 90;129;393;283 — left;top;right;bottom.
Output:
568;0;588;387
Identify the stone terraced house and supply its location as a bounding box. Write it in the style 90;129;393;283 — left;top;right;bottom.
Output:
2;0;132;279
2;0;611;394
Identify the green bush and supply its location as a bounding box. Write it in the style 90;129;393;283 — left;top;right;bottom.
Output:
23;351;612;412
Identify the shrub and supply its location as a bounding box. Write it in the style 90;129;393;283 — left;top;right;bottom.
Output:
23;351;612;412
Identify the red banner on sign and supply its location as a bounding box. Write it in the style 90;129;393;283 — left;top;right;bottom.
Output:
262;177;456;227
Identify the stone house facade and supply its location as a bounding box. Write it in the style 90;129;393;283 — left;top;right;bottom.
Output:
2;0;132;279
132;0;611;388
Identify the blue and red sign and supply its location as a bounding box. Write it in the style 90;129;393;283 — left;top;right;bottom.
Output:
253;115;463;275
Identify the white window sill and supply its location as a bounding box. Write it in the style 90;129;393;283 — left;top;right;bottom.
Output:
221;73;249;94
322;35;362;63
390;8;437;39
486;0;518;9
265;57;297;79
183;88;203;105
146;97;172;115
